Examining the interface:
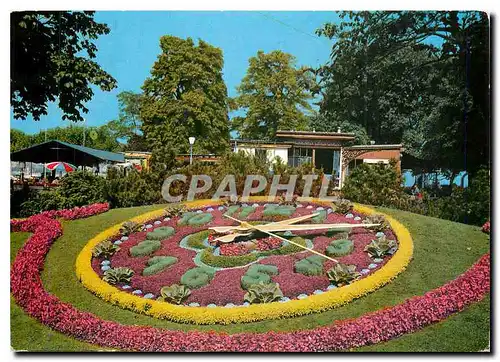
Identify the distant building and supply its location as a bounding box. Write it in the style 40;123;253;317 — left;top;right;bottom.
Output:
231;130;402;189
123;151;152;171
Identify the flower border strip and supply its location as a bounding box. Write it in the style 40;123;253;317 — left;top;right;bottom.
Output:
75;198;414;324
11;202;490;351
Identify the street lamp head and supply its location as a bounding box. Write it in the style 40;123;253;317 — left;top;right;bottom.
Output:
188;137;196;145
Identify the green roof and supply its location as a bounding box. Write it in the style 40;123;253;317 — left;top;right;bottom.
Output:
11;140;125;165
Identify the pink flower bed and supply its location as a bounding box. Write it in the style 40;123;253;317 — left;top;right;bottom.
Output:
96;203;394;305
10;205;490;351
482;221;490;234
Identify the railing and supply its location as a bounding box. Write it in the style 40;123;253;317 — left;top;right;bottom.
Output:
287;156;312;168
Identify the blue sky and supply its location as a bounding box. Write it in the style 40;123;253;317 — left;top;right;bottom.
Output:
11;11;339;134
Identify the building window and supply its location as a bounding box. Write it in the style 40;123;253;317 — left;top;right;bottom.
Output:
288;147;312;167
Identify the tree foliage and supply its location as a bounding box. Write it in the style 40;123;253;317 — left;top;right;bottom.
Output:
11;11;117;122
140;36;230;156
231;50;317;140
316;11;490;175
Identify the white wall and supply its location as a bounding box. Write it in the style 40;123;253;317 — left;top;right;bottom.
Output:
234;146;288;164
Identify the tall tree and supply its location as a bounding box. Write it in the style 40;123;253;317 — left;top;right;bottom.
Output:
231;50;317;140
140;36;229;155
316;11;490;176
11;11;117;122
107;91;149;151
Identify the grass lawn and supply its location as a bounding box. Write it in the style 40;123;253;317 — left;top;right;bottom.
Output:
11;204;490;351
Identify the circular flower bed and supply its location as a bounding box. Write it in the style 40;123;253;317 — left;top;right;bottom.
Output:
76;198;414;324
10;204;490;351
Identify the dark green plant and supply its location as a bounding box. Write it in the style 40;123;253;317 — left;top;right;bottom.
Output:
186;213;213;226
129;239;161;257
225;205;241;216
146;227;175;241
180;267;215;289
243;282;284;304
294;255;325;276
239;206;256;219
241;264;279;290
102;267;134;285
157;284;191;304
186;230;210;249
333;199;353;215
364;236;397;258
120;221;142;236
164;204;186;218
326;239;354;257
92;240;120;259
311;210;327;223
363;214;390;232
142;256;178;276
200;248;259;268
326;263;361;286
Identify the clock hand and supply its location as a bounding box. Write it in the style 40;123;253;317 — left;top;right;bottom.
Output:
222;214;339;263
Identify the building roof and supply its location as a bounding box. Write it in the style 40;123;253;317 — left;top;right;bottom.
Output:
11;140;125;165
276;130;356;140
345;144;403;150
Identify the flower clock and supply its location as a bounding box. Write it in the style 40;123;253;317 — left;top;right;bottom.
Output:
76;198;414;324
11;199;490;351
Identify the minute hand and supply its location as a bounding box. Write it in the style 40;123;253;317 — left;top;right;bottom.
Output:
257;223;380;232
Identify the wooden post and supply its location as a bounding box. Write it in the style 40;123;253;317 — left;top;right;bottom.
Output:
312;148;316;167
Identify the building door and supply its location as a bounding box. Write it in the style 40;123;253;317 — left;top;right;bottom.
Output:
314;149;334;174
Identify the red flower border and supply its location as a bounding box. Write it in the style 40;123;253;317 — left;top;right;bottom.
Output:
11;204;490;352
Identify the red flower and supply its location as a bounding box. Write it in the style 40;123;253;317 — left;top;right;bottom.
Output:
482;221;490;234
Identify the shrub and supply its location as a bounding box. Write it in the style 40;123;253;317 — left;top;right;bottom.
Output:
244;282;283;304
120;221;142;236
341;160;403;207
146;227;175;240
482;220;490;235
325;239;354;257
326;263;361;286
157;284;191;304
142;256;178;276
364;236;397;258
102;267;134;285
92;240;120;259
241;264;279;290
129;239;161;257
180;267;215;289
294;255;325;276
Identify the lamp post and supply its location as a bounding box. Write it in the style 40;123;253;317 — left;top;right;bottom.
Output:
188;137;196;165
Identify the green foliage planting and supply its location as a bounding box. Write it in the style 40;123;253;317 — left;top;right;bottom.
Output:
157;284;191;305
260;236;308;256
92;240;120;259
364;236;397;259
142;256;178;276
225;205;241;216
239;206;256;219
186;230;210;249
187;213;213;226
120;221;142;236
333;199;354;215
200;249;258;268
180;267;216;289
243;282;284;304
326;263;361;286
294;255;325;276
129;239;161;257
178;212;197;225
146;227;175;240
311;210;327;223
241;264;279;290
102;267;134;285
163;205;186;218
363;214;390;232
325;239;354;257
262;205;296;217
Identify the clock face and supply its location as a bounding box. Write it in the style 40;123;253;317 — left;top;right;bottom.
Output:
93;201;399;307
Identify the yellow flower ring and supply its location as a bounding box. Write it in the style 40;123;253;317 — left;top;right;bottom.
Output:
76;197;413;325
